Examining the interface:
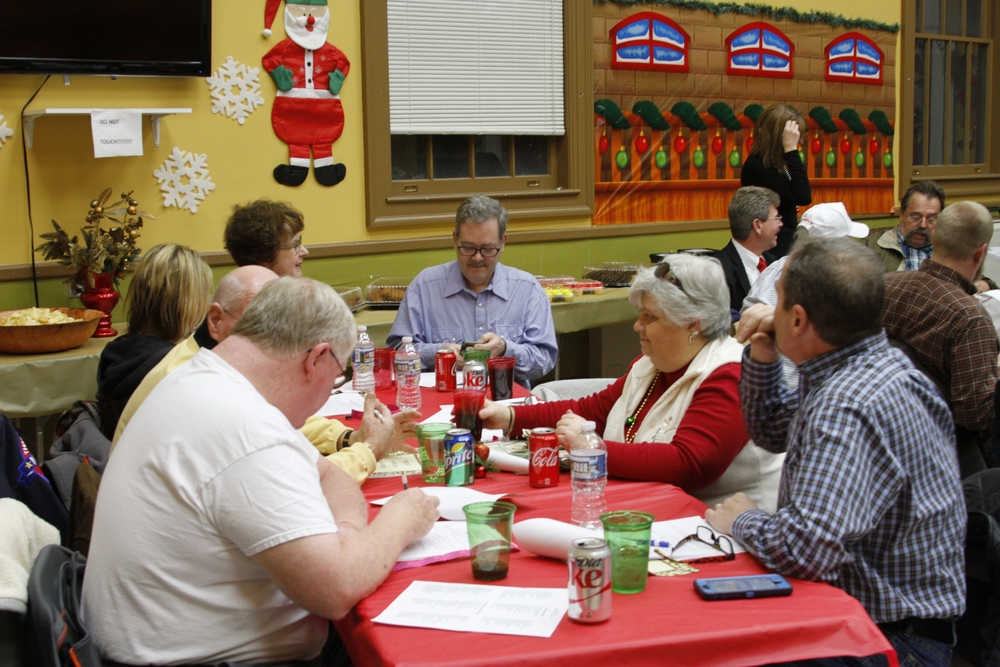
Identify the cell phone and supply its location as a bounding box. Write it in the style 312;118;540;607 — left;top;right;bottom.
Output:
694;574;793;600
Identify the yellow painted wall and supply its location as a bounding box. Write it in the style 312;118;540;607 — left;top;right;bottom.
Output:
0;0;900;274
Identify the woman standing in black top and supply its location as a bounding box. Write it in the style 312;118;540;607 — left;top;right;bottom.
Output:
741;104;812;257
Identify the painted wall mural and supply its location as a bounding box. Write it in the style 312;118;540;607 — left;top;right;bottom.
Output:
593;2;897;226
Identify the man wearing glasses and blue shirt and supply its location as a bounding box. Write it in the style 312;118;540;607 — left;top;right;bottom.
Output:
388;194;557;387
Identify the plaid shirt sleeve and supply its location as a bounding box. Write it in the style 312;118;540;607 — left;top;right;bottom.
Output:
949;311;999;431
732;397;905;582
739;346;795;454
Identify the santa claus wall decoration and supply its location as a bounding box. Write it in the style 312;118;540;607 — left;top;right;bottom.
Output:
262;0;350;187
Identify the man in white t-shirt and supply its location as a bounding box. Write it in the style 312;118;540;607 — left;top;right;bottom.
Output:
83;277;439;667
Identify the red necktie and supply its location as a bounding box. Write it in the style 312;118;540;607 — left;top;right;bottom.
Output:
757;257;767;273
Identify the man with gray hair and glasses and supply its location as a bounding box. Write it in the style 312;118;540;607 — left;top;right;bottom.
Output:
84;277;440;667
714;186;783;313
389;194;557;386
709;238;965;666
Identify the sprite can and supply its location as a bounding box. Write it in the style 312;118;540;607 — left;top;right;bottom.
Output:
444;428;475;486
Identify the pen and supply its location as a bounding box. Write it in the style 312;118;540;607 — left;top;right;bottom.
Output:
650;540;670;548
401;474;409;490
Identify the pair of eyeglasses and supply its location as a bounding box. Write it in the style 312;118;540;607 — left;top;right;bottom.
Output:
457;245;502;258
307;345;346;379
907;212;938;225
280;236;304;250
654;261;685;293
766;214;783;222
669;525;735;564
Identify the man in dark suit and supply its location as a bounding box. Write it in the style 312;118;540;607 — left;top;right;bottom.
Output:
715;186;782;312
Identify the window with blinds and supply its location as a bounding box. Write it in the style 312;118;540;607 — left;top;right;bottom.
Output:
361;1;593;228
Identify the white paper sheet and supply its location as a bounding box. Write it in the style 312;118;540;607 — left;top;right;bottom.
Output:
373;580;568;638
396;521;470;567
371;453;422;478
315;391;365;418
485;447;528;473
512;516;746;561
371;486;511;521
91;110;143;157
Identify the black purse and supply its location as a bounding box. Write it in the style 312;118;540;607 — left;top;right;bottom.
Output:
26;544;103;667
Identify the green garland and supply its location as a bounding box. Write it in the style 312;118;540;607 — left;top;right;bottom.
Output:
838;109;867;135
595;0;898;33
868;110;894;135
594;99;632;129
632;100;670;130
671;102;708;130
809;106;839;134
708;102;744;131
743;104;764;123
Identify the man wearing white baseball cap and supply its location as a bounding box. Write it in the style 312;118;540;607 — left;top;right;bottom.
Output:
742;202;869;313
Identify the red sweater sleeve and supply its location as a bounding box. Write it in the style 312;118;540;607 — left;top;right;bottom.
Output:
512;373;627;435
606;364;749;492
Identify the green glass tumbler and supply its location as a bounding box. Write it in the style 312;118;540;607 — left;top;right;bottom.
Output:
415;422;452;484
600;510;654;594
463;501;516;581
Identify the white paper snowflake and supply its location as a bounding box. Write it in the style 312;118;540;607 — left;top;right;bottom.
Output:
153;147;216;213
206;56;265;125
0;113;14;147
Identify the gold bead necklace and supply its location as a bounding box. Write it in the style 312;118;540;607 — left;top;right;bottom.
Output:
624;372;660;443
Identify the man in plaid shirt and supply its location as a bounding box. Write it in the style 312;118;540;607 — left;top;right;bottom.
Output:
882;201;998;475
708;238;965;667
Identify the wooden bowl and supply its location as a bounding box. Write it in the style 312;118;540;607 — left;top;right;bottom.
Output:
0;308;105;354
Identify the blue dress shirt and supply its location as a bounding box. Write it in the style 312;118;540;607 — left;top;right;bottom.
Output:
387;261;557;385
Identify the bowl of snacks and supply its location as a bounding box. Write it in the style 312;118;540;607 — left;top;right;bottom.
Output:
0;307;104;354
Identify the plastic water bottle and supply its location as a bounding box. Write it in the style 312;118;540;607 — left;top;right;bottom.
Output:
570;421;607;529
395;336;422;411
352;325;375;393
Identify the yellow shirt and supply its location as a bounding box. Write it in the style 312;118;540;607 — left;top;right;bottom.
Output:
112;334;375;483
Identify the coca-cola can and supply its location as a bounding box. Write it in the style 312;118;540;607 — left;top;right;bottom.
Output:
568;537;612;623
464;360;487;391
529;427;560;487
435;349;457;392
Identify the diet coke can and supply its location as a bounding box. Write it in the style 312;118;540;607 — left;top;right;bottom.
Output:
435;349;457;392
464;359;488;391
529;427;560;487
568;537;612;623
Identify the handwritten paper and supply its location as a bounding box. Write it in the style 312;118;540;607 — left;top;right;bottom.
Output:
373;580;567;638
371;453;422;478
395;521;471;570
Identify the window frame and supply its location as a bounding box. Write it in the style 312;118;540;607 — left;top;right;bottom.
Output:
360;1;593;229
725;22;794;79
610;11;690;73
825;32;885;85
899;0;1000;197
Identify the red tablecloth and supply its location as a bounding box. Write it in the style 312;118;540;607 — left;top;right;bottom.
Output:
333;382;899;667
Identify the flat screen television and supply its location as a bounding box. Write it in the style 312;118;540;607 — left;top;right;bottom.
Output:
0;0;212;77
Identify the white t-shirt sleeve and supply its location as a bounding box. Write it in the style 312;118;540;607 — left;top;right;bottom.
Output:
202;442;338;557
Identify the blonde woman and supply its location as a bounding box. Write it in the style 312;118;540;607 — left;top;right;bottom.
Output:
95;243;213;438
741;104;812;257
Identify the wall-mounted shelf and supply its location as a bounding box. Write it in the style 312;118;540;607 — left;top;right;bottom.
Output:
21;108;192;149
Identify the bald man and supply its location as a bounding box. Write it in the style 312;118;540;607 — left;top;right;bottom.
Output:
113;266;417;483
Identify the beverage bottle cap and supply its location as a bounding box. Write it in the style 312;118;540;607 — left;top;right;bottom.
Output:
402;336;413;344
357;325;367;332
582;421;596;431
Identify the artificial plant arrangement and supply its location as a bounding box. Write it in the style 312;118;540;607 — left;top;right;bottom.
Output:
34;188;152;286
